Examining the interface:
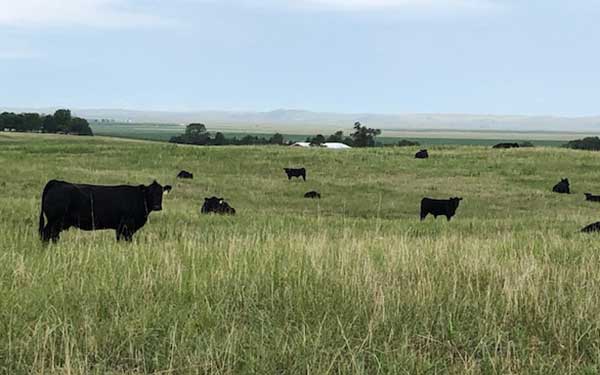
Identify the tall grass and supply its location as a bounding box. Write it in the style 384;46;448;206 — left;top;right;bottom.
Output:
1;133;600;373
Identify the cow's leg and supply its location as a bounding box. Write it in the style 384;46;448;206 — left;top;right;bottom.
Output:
49;223;61;243
42;216;62;243
41;224;52;243
420;212;427;221
117;220;134;242
302;174;306;181
446;215;452;221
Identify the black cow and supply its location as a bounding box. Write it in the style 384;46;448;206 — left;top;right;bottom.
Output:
420;197;463;221
492;143;520;149
201;197;236;215
581;222;600;233
304;191;321;199
177;170;193;179
39;180;172;243
415;149;429;159
584;193;600;202
552;178;570;194
284;168;306;181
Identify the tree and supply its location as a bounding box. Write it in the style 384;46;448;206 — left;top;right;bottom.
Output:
564;137;600;151
326;131;344;143
269;133;284;145
185;123;207;136
69;117;93;135
351;121;381;147
22;113;42;132
42;115;58;133
54;109;72;132
214;132;227;145
307;134;326;145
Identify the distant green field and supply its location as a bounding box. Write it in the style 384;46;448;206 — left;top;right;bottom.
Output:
3;132;600;373
90;122;568;147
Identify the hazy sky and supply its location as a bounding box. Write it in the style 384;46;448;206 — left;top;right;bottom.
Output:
1;0;599;115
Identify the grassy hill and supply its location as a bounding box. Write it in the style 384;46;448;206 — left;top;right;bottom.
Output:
2;133;600;373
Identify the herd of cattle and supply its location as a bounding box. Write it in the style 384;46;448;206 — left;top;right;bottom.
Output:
37;147;600;243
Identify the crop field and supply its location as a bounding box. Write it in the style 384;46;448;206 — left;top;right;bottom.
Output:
3;133;600;373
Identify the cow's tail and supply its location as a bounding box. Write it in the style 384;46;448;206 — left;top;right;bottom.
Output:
38;180;55;239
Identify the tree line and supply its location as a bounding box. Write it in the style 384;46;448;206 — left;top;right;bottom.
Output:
0;109;93;136
169;123;285;145
170;121;383;147
305;122;381;147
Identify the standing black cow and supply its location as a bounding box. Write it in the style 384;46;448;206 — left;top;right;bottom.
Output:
38;180;172;243
415;149;429;159
177;170;193;179
493;143;520;149
584;193;600;202
201;197;236;215
284;168;306;181
304;191;321;199
552;178;570;194
420;197;463;221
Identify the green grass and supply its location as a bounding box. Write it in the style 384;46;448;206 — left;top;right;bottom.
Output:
2;133;600;373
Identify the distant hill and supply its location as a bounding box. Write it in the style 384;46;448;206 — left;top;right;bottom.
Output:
2;107;600;133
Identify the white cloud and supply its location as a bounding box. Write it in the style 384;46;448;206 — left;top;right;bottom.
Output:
0;0;501;29
0;0;168;28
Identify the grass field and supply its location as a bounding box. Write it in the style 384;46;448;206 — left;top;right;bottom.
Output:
3;133;600;373
89;122;571;147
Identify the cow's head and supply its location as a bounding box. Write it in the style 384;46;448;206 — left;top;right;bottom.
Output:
145;180;172;211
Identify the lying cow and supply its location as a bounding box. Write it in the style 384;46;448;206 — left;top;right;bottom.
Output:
581;222;600;233
201;197;236;215
284;168;306;181
177;170;193;179
584;193;600;202
492;143;520;149
39;179;172;242
552;178;570;194
304;191;321;199
420;197;463;221
415;149;429;159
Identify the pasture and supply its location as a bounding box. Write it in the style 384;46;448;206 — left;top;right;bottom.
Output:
2;133;600;373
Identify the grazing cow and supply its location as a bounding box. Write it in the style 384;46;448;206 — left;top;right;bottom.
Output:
201;197;236;215
284;168;306;181
581;222;600;233
39;180;172;243
177;170;193;179
552;178;570;194
415;149;429;159
584;193;600;202
304;191;321;199
420;197;463;221
492;143;520;149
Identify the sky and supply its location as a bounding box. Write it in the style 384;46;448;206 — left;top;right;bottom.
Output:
0;0;599;116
